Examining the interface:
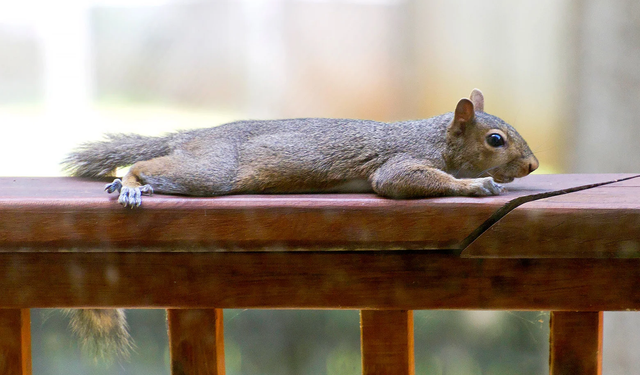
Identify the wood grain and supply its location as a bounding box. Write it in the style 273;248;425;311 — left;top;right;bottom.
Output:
0;175;631;251
463;179;640;257
549;311;602;375
3;252;640;311
0;309;31;375
168;309;225;375
1;175;637;375
360;310;414;375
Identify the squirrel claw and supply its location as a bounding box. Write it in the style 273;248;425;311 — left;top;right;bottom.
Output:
117;186;141;208
105;179;123;194
139;184;153;196
116;184;153;208
106;179;153;208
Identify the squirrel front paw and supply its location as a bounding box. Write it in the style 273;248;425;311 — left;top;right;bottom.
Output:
105;179;153;208
462;177;504;196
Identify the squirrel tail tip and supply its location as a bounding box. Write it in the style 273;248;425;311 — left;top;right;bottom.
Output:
64;309;134;360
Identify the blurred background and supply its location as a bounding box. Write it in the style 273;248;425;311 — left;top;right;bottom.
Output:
1;0;639;373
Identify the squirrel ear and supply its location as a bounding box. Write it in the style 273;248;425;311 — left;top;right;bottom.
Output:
451;98;475;135
470;88;484;112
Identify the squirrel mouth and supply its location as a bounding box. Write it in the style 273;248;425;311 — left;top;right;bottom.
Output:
492;176;514;183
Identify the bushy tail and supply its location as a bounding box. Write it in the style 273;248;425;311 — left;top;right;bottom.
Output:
64;309;133;360
62;133;174;178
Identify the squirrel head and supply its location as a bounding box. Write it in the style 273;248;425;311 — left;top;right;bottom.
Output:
445;89;538;183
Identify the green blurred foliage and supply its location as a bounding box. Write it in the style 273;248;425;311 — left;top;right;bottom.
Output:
31;309;548;375
224;310;361;375
414;311;549;375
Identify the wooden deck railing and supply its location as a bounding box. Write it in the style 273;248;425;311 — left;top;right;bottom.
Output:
1;174;639;374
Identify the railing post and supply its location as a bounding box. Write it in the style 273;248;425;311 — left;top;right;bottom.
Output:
360;310;414;375
168;309;225;375
0;309;31;375
549;311;603;375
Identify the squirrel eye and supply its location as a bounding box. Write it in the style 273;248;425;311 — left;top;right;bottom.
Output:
486;133;505;148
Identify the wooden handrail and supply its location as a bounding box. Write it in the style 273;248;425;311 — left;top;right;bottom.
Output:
1;174;639;375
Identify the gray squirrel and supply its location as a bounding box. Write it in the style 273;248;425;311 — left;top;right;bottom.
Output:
65;89;538;207
62;88;538;356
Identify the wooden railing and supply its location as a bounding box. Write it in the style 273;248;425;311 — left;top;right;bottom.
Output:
1;174;639;374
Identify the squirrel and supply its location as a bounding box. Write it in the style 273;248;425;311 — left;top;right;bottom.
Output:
64;89;538;206
61;88;538;357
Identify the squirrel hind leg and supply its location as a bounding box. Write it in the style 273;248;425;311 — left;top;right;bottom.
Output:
122;154;236;197
105;156;187;208
103;153;236;207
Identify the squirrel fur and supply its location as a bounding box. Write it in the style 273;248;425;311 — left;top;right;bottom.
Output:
64;89;538;205
62;89;538;357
